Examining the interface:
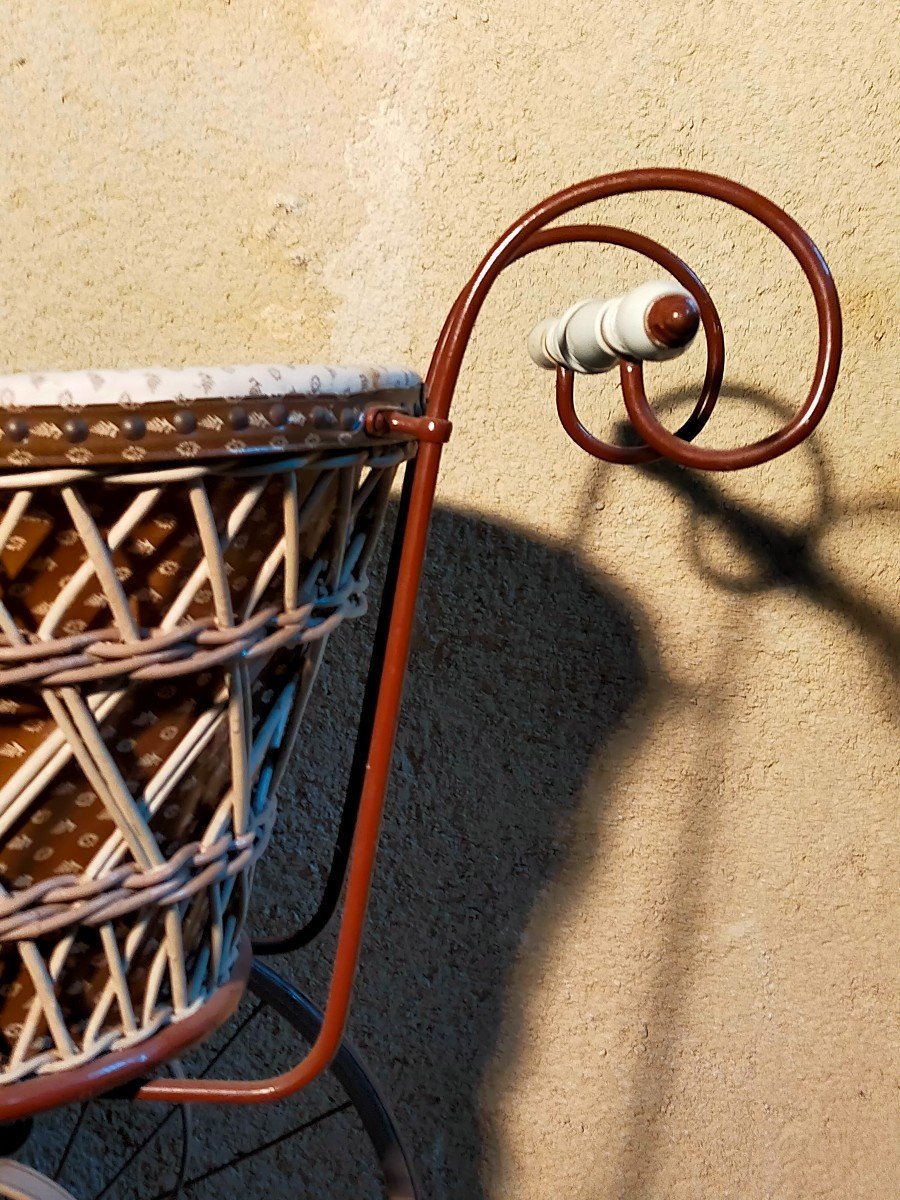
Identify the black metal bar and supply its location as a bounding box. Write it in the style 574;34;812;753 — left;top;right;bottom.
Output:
252;454;419;955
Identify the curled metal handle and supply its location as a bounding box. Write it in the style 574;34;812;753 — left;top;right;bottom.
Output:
614;180;841;470
515;225;725;465
427;168;842;472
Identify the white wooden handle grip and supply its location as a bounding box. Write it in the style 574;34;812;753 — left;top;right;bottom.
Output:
528;280;700;373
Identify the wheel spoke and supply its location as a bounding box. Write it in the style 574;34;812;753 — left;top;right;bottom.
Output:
90;1001;265;1200
169;1087;192;1200
148;1101;354;1199
54;1103;89;1182
90;1115;173;1199
22;968;416;1198
197;1000;267;1081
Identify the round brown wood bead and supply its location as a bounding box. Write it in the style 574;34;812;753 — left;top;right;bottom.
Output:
63;418;89;443
3;418;29;443
173;411;197;434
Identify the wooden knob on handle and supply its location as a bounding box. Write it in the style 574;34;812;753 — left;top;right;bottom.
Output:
528;280;700;374
645;291;700;349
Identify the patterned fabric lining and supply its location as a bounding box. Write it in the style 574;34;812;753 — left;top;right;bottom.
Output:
0;364;421;409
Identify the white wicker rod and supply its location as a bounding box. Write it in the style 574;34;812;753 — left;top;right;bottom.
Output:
249;676;298;817
282;469;301;610
63;909;158;1065
265;639;328;802
326;467;356;592
187;481;251;846
59;488;141;641
0;448;401;1079
355;468;396;579
38;487;161;641
161;477;268;631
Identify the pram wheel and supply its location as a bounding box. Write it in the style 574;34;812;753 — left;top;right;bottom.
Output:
3;960;419;1199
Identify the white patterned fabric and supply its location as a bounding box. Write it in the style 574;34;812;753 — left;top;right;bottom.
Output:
0;364;420;409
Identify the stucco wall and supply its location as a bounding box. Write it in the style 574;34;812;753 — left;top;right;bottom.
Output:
1;2;897;1197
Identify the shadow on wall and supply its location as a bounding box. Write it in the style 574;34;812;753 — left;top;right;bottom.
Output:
257;383;898;1198
259;493;649;1199
588;386;898;1200
636;385;899;694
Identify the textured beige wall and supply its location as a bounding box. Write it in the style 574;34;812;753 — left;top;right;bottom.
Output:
1;2;897;1197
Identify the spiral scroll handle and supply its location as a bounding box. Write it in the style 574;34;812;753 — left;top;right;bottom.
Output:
426;168;842;471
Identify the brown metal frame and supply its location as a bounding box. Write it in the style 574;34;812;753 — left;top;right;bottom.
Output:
1;168;841;1115
0;938;252;1124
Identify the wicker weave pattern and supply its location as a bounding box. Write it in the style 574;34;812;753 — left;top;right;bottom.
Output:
0;586;366;688
0;444;409;1084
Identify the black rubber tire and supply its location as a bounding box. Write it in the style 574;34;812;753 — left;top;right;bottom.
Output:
247;962;421;1200
13;964;421;1200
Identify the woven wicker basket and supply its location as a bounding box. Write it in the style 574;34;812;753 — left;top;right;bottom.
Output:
0;363;420;1084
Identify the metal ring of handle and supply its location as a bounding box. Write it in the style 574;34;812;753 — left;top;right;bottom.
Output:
426;168;841;473
616;177;842;470
508;225;724;463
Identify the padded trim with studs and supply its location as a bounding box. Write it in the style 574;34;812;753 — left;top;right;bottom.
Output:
0;364;423;468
